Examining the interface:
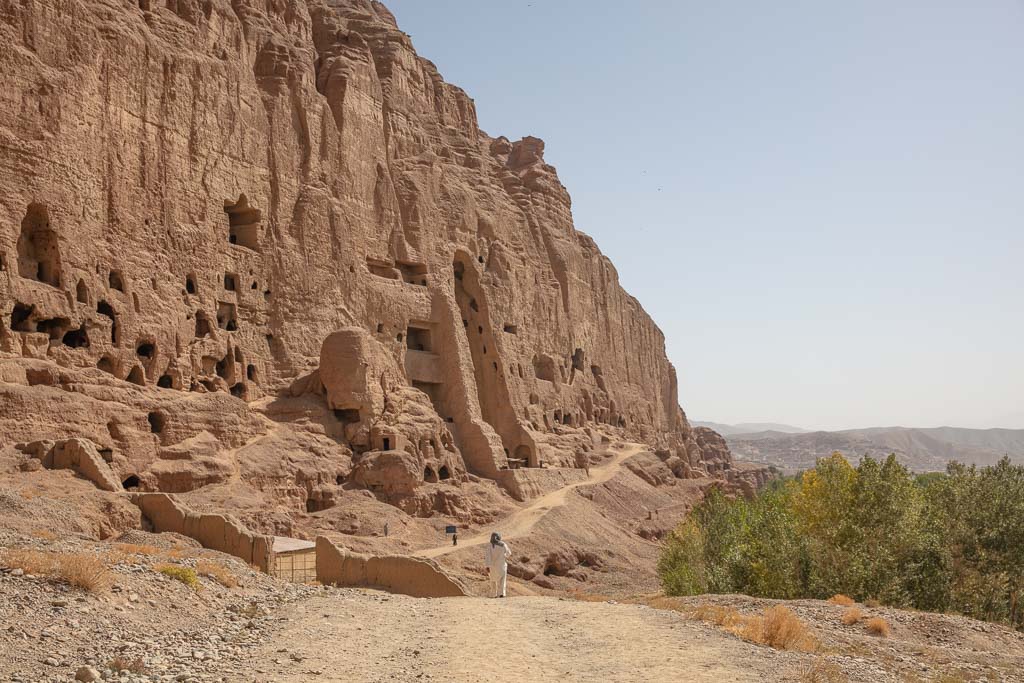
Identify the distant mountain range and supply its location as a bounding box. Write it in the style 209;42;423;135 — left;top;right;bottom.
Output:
697;422;1024;473
693;421;810;437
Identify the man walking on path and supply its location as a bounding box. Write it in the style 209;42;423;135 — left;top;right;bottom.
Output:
484;532;511;598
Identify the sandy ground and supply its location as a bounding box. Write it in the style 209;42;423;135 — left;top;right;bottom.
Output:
416;442;644;560
243;593;803;683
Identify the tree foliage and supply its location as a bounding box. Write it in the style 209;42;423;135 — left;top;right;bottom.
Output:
658;453;1024;630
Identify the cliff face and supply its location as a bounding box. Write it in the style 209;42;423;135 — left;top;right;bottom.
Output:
0;0;729;520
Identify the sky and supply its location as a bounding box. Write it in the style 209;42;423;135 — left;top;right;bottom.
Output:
385;0;1024;431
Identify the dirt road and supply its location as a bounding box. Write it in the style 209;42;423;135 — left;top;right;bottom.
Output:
245;591;802;682
417;442;645;560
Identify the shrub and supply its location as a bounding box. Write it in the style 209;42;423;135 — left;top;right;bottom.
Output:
688;603;817;652
196;560;238;588
864;617;891;637
156;564;199;588
799;660;848;683
0;549;111;592
757;606;818;651
658;454;1024;631
840;607;862;625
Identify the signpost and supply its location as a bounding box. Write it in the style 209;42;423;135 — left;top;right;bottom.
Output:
444;525;457;534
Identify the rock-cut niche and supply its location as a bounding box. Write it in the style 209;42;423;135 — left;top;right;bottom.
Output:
224;195;261;251
17;203;62;287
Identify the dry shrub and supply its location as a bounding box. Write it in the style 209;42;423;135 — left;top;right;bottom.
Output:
686;603;817;652
156;563;199;589
864;616;891;637
108;655;146;673
799;659;848;683
196;560;238;588
828;594;856;606
164;547;199;560
31;529;58;541
863;598;881;608
749;606;818;652
840;607;863;625
691;604;743;627
0;549;111;592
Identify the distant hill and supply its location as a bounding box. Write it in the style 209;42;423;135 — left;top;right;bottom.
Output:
692;421;810;437
726;426;1024;473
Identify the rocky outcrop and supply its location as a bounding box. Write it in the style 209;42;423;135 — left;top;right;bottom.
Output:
0;0;737;523
17;438;121;492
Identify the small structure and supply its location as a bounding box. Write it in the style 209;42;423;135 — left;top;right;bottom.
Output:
270;536;316;583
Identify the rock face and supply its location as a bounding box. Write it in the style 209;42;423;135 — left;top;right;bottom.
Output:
0;0;733;521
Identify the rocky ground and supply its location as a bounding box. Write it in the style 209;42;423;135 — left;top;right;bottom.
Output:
3;530;1023;682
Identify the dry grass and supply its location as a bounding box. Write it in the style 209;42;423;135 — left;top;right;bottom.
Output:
863;598;881;608
196;560;238;588
680;603;818;652
840;607;863;625
865;616;891;637
828;594;856;606
30;529;58;541
107;655;146;673
749;605;819;652
799;659;849;683
0;549;112;592
155;563;199;589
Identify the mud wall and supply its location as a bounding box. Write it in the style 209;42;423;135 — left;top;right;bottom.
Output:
133;493;273;571
315;536;467;598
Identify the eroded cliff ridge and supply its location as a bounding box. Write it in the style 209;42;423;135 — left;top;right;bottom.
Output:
0;0;745;539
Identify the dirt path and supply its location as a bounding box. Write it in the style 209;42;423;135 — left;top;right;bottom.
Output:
416;442;645;560
243;592;800;682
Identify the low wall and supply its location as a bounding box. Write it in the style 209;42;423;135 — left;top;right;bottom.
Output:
495;467;588;501
132;493;273;571
315;536;467;598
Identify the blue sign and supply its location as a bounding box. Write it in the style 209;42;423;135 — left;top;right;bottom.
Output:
445;525;457;534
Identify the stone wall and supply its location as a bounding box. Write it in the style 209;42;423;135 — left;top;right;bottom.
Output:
315;536;467;598
133;493;273;571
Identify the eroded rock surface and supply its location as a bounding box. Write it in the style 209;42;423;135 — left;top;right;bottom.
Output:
0;0;746;537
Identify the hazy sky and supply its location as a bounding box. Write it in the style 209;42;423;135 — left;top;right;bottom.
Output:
386;1;1024;430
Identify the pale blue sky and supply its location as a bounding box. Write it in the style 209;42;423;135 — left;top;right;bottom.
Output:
386;1;1024;430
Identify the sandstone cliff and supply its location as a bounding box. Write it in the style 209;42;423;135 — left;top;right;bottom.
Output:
0;0;735;530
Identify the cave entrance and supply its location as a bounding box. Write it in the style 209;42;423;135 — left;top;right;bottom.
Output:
439;465;451;480
195;312;213;338
406;324;433;352
61;325;89;349
424;467;438;483
122;475;140;490
216;301;237;331
224;195;261;251
10;302;36;332
17;203;62;287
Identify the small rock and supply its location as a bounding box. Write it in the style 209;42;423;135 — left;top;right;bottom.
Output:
11;568;24;577
75;665;101;682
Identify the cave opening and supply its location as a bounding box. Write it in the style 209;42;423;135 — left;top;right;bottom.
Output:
17;203;62;287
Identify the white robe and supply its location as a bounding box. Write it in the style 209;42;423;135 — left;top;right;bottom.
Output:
484;541;511;597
